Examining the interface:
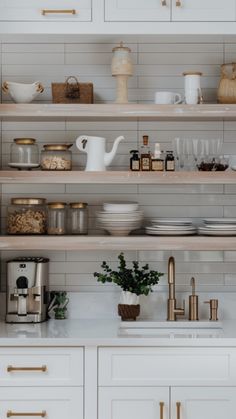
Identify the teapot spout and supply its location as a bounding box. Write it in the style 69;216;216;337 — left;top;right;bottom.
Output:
104;136;124;167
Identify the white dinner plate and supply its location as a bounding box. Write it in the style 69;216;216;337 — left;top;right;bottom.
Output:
198;227;236;236
151;218;192;226
203;218;236;224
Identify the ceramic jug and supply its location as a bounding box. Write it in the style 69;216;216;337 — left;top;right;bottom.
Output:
76;135;124;171
183;72;203;104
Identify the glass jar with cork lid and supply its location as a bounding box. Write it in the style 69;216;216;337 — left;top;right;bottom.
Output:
9;138;40;170
40;144;72;171
7;198;47;235
68;202;88;235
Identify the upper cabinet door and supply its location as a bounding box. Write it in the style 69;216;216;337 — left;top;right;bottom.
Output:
0;0;92;21
105;0;171;21
172;0;236;21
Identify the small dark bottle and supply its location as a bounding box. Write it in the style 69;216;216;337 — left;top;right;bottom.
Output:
140;135;151;171
165;151;175;171
130;150;140;171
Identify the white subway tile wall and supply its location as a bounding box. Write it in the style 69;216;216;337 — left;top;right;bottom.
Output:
0;35;236;319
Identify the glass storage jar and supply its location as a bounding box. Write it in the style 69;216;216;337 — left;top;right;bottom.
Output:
9;138;39;170
47;202;66;235
68;203;88;235
7;198;47;235
40;144;72;171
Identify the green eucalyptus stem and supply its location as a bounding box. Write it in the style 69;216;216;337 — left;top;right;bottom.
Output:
94;252;163;296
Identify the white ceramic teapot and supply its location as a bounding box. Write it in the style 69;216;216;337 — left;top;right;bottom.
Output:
1;81;44;103
76;135;124;171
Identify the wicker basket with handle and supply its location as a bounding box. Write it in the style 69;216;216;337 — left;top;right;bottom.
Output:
218;63;236;104
51;76;93;104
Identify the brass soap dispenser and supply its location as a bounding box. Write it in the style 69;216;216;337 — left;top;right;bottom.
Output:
189;277;199;321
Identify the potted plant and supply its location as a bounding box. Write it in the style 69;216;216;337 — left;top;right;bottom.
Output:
94;252;163;321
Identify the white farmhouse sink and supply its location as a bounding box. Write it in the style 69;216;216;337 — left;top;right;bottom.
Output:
119;321;223;338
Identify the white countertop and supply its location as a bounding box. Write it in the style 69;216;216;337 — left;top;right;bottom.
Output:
0;319;236;347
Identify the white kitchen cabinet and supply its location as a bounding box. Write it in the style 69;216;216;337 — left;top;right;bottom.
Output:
0;0;92;21
99;387;169;419
171;387;236;419
172;0;236;22
104;0;170;21
0;387;83;419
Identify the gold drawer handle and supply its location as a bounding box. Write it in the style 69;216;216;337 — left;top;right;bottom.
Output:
41;9;76;15
7;365;47;373
176;0;181;6
160;402;164;419
7;411;46;418
176;402;181;419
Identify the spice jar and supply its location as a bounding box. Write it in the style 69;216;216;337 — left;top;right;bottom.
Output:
47;202;67;235
7;198;47;235
9;138;39;170
40;144;72;171
68;203;88;235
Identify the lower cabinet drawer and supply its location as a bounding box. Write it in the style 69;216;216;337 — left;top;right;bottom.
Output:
0;387;83;419
0;347;83;386
99;347;236;385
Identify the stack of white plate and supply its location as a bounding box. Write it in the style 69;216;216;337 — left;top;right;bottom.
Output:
146;218;197;236
96;202;143;236
198;218;236;236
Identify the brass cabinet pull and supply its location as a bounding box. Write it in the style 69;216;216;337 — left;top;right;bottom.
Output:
176;0;181;6
41;9;76;15
161;0;167;6
7;365;47;373
7;412;46;418
160;402;164;419
176;402;181;419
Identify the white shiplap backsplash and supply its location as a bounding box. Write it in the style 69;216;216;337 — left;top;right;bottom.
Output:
1;34;236;320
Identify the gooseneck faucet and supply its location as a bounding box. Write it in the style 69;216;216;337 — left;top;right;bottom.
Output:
167;256;185;321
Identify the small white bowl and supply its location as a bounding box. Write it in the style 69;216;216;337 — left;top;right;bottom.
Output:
103;201;139;213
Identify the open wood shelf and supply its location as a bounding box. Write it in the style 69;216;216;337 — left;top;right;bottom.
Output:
0;235;235;251
0;170;235;184
1;103;236;120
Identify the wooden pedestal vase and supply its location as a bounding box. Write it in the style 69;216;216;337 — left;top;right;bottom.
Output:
118;304;140;321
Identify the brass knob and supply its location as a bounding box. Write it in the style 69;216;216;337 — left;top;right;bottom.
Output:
161;0;167;5
176;402;181;419
176;0;181;6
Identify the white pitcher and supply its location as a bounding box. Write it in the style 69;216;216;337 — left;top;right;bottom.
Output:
76;135;124;171
183;72;203;104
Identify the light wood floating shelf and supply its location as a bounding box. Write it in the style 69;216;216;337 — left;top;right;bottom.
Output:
0;236;236;251
0;170;235;184
1;103;236;120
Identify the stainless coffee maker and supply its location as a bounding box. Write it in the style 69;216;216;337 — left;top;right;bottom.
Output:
6;257;49;323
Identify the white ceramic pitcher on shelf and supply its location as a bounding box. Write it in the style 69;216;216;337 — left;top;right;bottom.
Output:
76;135;124;171
183;71;203;104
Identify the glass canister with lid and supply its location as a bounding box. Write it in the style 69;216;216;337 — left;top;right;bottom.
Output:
40;144;72;171
68;202;88;235
7;198;47;235
47;202;67;235
9;138;40;170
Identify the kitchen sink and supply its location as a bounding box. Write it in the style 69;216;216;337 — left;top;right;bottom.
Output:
118;321;223;338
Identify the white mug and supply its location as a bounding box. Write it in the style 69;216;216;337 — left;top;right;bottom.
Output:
155;91;182;105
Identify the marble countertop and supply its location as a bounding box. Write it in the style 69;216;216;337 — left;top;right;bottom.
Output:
0;319;236;347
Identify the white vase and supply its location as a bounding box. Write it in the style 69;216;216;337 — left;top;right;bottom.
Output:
120;291;139;305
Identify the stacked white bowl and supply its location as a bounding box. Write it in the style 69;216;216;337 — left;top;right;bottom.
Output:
96;202;143;236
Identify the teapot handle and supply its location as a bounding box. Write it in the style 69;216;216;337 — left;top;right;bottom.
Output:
1;81;9;94
76;136;88;153
35;81;44;93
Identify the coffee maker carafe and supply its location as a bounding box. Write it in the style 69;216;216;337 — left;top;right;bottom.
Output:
6;257;49;323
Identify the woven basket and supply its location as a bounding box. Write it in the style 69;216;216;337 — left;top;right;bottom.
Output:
118;304;140;321
218;63;236;104
52;76;93;104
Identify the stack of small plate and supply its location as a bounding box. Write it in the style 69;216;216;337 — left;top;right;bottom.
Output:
198;218;236;236
96;202;143;236
146;219;197;236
